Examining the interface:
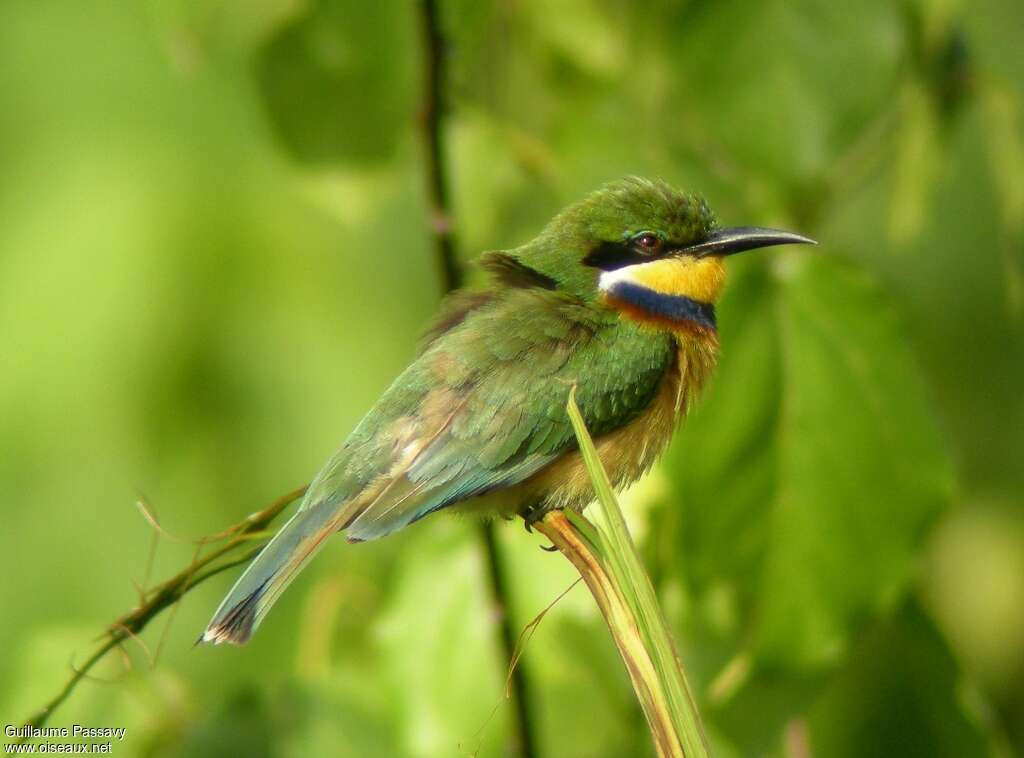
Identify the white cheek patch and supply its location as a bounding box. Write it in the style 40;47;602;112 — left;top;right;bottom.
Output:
599;264;647;292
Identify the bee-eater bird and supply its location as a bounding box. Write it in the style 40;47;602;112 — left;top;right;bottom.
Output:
202;177;813;645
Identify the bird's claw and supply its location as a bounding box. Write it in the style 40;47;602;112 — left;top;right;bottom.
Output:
521;506;546;534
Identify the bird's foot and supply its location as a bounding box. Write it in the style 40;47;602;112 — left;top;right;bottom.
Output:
521;506;558;551
521;505;546;534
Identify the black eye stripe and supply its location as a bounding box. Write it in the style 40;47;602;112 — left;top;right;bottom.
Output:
584;239;687;270
582;241;653;271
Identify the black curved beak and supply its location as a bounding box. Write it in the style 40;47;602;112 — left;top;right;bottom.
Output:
680;226;817;258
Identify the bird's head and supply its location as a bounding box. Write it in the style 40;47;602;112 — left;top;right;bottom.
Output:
509;177;814;332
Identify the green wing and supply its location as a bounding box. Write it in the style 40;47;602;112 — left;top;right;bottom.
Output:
202;286;674;643
316;287;675;541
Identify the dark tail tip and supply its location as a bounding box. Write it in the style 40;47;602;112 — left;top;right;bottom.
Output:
199;588;262;646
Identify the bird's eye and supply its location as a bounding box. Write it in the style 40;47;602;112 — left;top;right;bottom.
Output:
632;232;662;254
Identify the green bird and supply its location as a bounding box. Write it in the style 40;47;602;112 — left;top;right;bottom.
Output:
202;177;813;645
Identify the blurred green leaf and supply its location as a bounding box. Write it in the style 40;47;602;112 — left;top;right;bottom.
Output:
758;253;952;666
664;252;953;673
806;600;995;757
256;0;417;165
664;0;905;185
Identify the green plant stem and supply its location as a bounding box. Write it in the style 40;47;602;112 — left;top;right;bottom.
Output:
534;513;682;757
415;2;537;756
417;0;460;292
532;391;709;758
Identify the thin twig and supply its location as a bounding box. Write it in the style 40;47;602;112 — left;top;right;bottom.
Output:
415;2;538;757
17;486;306;739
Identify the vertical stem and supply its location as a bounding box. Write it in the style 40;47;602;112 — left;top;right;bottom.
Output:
480;518;537;757
418;0;461;293
415;3;537;756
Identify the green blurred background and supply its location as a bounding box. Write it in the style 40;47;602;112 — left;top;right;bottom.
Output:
1;0;1022;755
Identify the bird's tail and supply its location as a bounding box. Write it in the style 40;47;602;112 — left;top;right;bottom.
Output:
200;501;345;645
